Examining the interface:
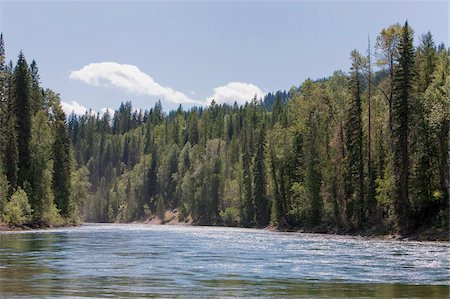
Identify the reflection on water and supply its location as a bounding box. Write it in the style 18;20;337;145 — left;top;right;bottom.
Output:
0;224;449;298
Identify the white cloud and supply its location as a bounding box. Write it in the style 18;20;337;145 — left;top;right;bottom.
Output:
61;100;90;116
69;62;267;108
206;82;265;105
70;62;202;105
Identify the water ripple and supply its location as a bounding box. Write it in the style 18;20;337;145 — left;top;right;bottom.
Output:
0;224;449;298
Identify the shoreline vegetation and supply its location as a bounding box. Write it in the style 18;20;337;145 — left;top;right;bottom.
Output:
142;209;449;242
1;209;448;242
0;22;449;242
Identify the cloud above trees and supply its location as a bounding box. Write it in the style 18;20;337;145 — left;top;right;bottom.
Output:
67;62;265;114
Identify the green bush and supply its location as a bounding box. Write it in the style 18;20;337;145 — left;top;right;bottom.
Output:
41;202;64;227
220;207;240;226
2;188;32;226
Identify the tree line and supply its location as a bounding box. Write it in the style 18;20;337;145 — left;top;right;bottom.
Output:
0;34;74;226
1;22;448;236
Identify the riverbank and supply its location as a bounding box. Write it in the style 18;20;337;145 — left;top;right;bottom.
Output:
131;209;449;242
271;224;449;242
2;210;448;242
0;221;79;232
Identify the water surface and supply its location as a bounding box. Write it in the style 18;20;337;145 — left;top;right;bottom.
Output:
0;223;449;298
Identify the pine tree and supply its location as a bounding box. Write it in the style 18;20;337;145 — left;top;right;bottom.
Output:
4;108;18;190
30;60;44;114
366;37;377;224
345;50;365;228
269;148;282;226
392;22;415;234
13;52;33;188
51;92;72;217
417;32;436;94
253;125;269;227
4;59;18;191
0;34;6;160
242;130;254;226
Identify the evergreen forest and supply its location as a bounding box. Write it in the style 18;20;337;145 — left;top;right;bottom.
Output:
0;22;448;238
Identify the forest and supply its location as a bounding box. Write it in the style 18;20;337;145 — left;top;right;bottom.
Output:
0;22;448;238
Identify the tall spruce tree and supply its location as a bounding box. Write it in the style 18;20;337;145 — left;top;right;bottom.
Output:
242;129;254;226
30;60;43;114
345;50;365;228
392;22;415;234
13;52;33;188
0;34;6;158
253;125;269;227
51;92;72;217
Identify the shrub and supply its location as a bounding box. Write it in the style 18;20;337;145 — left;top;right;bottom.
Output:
41;203;64;227
143;203;152;218
220;207;240;226
2;188;32;226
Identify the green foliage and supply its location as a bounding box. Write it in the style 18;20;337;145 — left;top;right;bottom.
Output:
156;195;165;223
71;166;91;223
391;22;415;234
345;50;365;228
0;164;9;215
253;125;269;227
143;203;152;218
220;207;239;226
375;157;396;228
13;52;33;188
2;188;32;226
0;23;438;238
50;91;72;217
29;110;58;225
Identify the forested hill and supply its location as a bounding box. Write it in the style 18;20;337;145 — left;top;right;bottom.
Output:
0;22;449;238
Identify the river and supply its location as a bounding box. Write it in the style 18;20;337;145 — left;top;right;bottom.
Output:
0;223;448;298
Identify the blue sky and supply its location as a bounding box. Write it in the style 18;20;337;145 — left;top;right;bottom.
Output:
0;1;448;114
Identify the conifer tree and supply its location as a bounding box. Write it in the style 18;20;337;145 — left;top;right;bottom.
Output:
253;125;269;227
4;109;18;190
392;22;415;234
345;50;365;228
30;60;44;114
51;92;72;217
242;130;254;226
0;34;6;159
13;52;33;188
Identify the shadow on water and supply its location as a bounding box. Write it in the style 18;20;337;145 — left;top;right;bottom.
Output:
0;233;71;296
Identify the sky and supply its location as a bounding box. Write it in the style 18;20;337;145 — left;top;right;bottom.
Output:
0;1;448;115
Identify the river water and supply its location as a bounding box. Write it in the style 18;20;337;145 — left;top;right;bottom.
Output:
0;223;448;298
